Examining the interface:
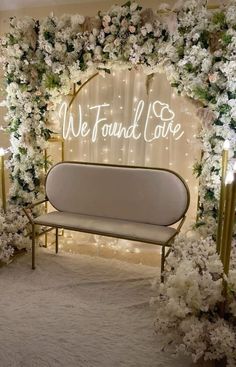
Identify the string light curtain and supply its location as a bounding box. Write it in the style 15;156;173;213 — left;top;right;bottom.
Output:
49;69;201;251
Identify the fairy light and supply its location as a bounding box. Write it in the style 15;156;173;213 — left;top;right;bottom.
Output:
225;171;234;185
223;140;230;150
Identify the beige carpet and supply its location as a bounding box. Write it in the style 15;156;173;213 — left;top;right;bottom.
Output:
0;249;191;367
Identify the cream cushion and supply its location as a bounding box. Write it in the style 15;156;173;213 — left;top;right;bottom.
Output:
46;163;189;227
34;211;177;245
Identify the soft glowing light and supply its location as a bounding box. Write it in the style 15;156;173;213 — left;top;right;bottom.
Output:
226;171;234;184
223;140;230;150
0;148;5;156
59;99;184;143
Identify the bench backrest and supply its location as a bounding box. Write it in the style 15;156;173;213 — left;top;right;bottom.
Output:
46;162;190;226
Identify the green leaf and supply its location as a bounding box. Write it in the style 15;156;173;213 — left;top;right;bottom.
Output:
218;104;231;114
205;189;215;201
221;33;232;45
44;73;60;89
212;12;226;27
66;42;74;52
18;147;27;155
199;30;209;49
184;62;196;73
193;162;202;178
171;82;179;88
122;1;131;7
43;31;55;45
176;46;184;59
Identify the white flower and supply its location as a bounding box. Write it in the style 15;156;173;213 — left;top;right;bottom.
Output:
103;15;111;24
71;14;85;26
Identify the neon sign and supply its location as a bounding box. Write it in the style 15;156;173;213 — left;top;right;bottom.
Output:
59;99;184;143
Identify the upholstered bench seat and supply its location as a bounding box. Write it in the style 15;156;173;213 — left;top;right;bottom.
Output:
34;211;177;245
24;162;190;280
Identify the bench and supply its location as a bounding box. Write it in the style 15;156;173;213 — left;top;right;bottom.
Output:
24;162;190;279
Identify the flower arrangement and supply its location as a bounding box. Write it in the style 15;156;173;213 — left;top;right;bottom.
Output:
0;1;236;363
0;207;30;263
155;233;236;366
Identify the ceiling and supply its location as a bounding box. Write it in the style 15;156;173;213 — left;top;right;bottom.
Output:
0;0;112;11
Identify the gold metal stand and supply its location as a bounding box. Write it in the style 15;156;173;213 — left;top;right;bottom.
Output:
44;136;65;246
217;142;229;254
0;150;6;213
221;170;236;275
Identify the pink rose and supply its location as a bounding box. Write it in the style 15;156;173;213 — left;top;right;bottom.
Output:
129;25;136;33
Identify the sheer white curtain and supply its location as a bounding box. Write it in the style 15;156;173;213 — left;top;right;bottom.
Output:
50;69;201;251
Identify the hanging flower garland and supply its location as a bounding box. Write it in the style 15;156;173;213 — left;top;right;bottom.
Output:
0;0;236;363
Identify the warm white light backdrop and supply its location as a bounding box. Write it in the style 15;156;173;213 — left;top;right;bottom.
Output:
47;70;201;259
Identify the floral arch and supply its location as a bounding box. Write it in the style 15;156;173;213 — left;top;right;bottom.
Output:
0;0;236;364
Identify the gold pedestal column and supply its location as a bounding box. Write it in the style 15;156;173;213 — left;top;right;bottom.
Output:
217;140;230;254
44;136;65;247
0;148;6;213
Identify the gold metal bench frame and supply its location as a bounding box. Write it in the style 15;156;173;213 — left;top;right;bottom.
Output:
23;162;190;281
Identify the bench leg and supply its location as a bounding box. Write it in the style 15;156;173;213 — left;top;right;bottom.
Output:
161;245;165;283
32;223;36;270
55;228;59;254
